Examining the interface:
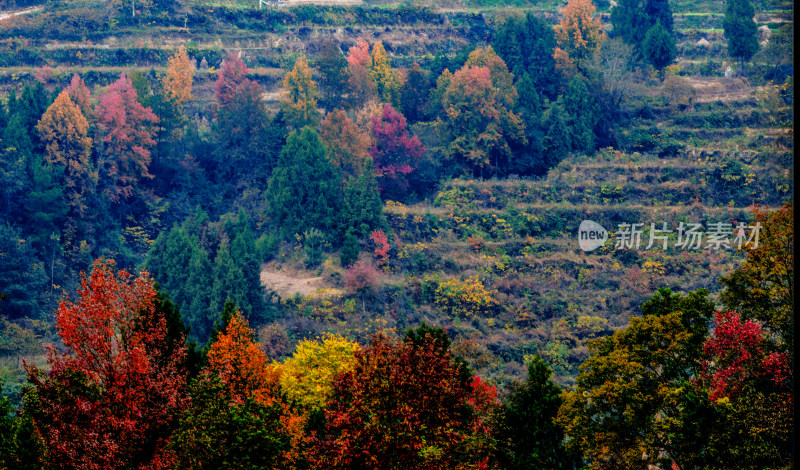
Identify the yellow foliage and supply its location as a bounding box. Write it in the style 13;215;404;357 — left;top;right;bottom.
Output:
369;41;399;103
434;276;499;318
281;56;319;128
554;0;605;69
279;333;360;409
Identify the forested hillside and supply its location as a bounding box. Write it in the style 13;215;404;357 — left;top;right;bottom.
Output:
0;0;793;467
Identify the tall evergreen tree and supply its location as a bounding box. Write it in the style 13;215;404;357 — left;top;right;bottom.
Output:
563;76;596;154
496;356;575;469
399;62;431;124
0;113;32;219
645;0;674;34
542;100;570;170
316;39;349;110
267;128;342;240
724;0;760;70
492;13;559;99
643;19;677;70
341;158;387;239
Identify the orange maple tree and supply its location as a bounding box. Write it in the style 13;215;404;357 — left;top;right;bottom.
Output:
553;0;605;71
163;45;194;106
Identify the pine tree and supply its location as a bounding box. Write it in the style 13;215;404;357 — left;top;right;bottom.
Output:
342;158;386;239
563;76;596;154
610;0;649;50
496;356;575;469
724;0;760;70
645;0;674;34
399;62;430;124
316;39;349;109
0;113;31;219
543;100;570;170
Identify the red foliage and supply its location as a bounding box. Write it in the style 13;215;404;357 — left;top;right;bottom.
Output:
703;311;791;401
309;334;496;469
346;38;371;68
95;73;159;201
26;259;187;470
369;104;424;198
65;73;93;119
369;229;390;266
215;52;250;106
343;258;381;294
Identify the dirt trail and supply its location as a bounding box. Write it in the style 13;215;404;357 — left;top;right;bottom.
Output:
0;6;41;21
260;265;334;297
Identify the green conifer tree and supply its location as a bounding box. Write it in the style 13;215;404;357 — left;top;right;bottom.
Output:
267;128;342;240
643;20;677;70
724;0;760;71
563;76;596;154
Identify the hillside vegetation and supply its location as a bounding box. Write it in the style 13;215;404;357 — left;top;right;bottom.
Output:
0;0;793;467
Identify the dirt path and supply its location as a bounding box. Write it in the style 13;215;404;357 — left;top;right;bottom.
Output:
0;6;41;21
260;266;335;297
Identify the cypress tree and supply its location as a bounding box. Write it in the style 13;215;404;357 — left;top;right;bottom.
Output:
267;128;341;240
543;100;570;171
724;0;760;70
563;77;596;155
496;356;575;469
643;19;677;70
341;158;386;239
645;0;674;34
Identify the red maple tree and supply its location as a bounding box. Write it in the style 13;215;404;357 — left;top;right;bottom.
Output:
25;259;187;470
369;104;424;199
309;331;497;469
95;73;159;201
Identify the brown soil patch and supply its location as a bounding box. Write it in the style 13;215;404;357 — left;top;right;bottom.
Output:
260;264;337;297
684;76;755;103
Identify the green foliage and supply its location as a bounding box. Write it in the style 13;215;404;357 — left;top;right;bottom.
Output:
492;13;559;99
611;0;673;56
267;128;342;240
563;76;596;154
341;158;387;239
495;356;574;469
340;228;360;268
255;232;280;262
558;288;717;469
723;0;760;67
298;227;328;268
171;375;291;470
0;388;14;469
643;20;676;70
0;223;49;319
147;211;269;344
